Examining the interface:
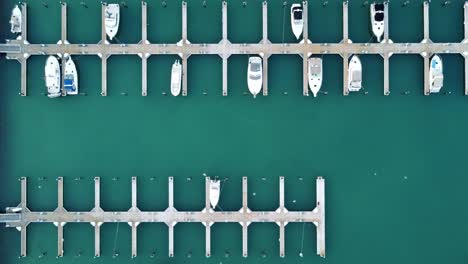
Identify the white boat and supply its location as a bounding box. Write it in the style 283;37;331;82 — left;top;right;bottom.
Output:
370;3;385;42
247;56;263;98
348;55;362;92
105;4;120;41
10;5;21;34
64;56;78;95
290;4;303;40
429;54;443;93
170;60;182;96
308;57;323;97
209;178;220;209
45;56;61;98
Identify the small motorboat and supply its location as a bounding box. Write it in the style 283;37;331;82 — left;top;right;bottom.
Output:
348;55;362;92
45;56;61;98
105;4;120;41
290;4;303;40
170;60;182;96
429;54;443;93
10;5;22;34
308;57;323;97
209;178;220;209
64;56;78;95
370;3;385;42
247;56;263;98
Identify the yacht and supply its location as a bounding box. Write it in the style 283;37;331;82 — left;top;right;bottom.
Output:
290;4;303;40
308;57;323;97
209;178;220;209
105;4;120;41
429;54;443;93
45;56;61;98
171;60;182;96
64;56;78;95
348;55;362;92
247;56;263;98
370;3;385;42
10;5;21;34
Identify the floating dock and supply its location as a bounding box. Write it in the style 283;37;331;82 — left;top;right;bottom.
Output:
0;1;467;96
0;176;325;258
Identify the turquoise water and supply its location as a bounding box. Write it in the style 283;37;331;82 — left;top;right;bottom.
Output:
0;0;468;263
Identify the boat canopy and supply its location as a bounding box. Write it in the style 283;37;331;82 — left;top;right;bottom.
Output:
375;3;384;11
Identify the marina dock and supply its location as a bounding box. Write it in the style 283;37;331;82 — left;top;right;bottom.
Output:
0;176;326;258
0;1;467;96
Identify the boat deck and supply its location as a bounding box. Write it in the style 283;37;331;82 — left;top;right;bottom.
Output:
0;1;467;97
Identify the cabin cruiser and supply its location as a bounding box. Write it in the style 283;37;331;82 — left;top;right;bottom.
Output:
10;5;21;34
348;55;362;92
45;56;61;98
290;4;303;40
64;56;78;95
105;4;120;41
171;60;182;96
209;178;221;209
370;3;385;42
429;54;443;93
247;56;263;98
308;57;323;97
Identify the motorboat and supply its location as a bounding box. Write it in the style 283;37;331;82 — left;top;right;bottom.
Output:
170;60;182;96
290;4;303;40
429;54;443;93
308;57;323;97
209;178;220;209
247;56;263;98
64;56;78;95
105;4;120;41
348;55;362;92
10;5;21;34
370;3;385;42
45;56;61;98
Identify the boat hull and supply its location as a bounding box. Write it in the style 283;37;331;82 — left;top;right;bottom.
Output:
291;4;303;40
64;57;78;95
370;3;384;42
105;4;120;40
171;60;182;96
429;55;443;93
10;5;22;34
209;180;220;209
45;56;61;98
348;55;362;92
308;57;323;97
247;57;263;98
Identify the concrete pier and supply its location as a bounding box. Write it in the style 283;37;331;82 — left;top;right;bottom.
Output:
140;2;149;96
302;1;309;96
262;1;270;96
0;176;325;258
60;3;68;96
382;1;392;95
464;2;468;95
342;2;350;95
422;2;432;95
92;177;102;257
220;1;229;96
180;2;189;96
2;2;468;97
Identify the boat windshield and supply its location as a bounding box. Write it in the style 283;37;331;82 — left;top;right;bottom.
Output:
293;10;302;20
375;13;384;22
249;73;261;80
